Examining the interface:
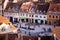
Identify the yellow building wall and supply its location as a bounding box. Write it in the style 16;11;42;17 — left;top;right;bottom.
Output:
47;14;60;25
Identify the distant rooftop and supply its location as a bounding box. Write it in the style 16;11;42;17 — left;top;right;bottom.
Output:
48;3;60;12
4;2;22;13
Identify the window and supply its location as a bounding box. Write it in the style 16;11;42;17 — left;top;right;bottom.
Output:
23;14;24;16
32;15;33;17
40;16;42;18
53;16;54;18
29;15;31;17
8;7;11;12
49;15;51;18
56;16;58;18
35;15;38;17
15;6;19;11
44;16;46;18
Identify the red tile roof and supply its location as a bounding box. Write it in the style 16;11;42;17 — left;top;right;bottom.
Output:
0;15;17;30
48;3;60;12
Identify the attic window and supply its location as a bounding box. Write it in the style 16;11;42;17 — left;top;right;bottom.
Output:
8;7;11;11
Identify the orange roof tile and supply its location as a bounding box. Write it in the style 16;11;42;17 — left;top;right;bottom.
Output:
0;15;17;30
0;15;11;24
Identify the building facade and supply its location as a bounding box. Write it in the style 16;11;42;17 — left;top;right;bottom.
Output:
4;2;21;23
3;1;48;24
19;12;47;24
47;3;60;25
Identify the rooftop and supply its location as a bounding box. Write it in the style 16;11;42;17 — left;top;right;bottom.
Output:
0;15;17;30
48;3;60;12
4;2;22;13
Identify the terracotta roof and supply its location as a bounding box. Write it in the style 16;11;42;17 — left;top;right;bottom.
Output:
20;2;35;13
52;27;60;40
48;3;60;12
0;15;17;30
0;15;11;23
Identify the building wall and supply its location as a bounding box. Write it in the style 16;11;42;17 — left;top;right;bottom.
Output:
47;3;60;25
4;12;19;23
4;11;60;25
19;12;47;24
47;14;60;25
34;14;47;20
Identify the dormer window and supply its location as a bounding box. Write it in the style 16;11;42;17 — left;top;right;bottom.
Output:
15;6;19;11
12;7;15;11
12;6;19;12
8;7;12;12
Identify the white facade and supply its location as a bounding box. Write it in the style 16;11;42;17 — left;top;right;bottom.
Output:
19;12;47;24
4;12;19;23
4;11;47;24
33;14;47;24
